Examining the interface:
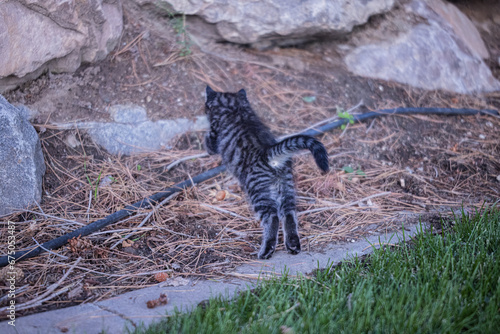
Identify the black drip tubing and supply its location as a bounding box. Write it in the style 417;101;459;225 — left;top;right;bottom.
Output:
1;107;498;267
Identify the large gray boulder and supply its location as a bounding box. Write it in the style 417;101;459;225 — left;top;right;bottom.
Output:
0;96;45;216
0;0;123;93
159;0;395;47
344;0;500;94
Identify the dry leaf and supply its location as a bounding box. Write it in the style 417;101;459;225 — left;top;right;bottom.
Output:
154;272;169;282
242;245;255;253
215;190;228;201
334;181;345;192
146;293;168;308
68;236;92;254
122;239;134;248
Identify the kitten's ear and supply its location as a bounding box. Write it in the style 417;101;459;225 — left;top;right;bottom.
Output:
206;85;217;102
237;88;247;99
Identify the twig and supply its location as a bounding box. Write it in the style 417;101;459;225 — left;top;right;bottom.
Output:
219;226;248;238
200;203;251;221
153;52;183;67
339;122;350;138
42;257;81;297
155;226;196;239
110;192;179;250
14;284;76;312
15;209;85;226
0;284;29;304
86;189;92;222
34;200;45;215
165;153;208;172
112;31;146;59
91;227;154;236
366;118;376;133
225;272;263;280
299;192;392;216
122;76;160;87
31;237;69;260
302;230;340;241
0;258;81;313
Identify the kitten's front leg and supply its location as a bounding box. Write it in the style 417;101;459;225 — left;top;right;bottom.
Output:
204;131;219;155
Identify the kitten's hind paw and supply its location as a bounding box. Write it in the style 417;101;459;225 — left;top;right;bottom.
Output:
285;235;301;255
258;240;277;259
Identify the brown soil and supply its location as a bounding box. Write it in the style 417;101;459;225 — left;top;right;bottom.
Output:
1;0;499;318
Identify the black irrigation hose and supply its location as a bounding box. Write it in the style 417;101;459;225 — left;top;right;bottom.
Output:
1;107;498;267
301;108;499;137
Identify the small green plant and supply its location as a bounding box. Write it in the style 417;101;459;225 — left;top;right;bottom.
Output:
337;106;355;130
355;169;365;176
157;1;193;58
342;165;354;173
84;161;103;201
302;96;316;103
94;170;103;201
137;164;142;171
342;165;365;176
171;14;192;57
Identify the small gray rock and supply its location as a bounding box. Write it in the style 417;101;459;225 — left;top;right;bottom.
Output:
0;95;45;216
86;105;209;155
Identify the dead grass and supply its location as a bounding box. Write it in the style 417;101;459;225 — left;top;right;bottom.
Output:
2;105;499;317
1;41;500;317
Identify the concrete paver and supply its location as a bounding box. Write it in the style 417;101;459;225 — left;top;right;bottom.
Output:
0;303;133;334
96;278;252;329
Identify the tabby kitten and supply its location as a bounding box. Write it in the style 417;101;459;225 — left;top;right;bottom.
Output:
204;86;329;259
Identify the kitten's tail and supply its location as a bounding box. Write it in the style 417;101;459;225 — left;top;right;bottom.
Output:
267;135;329;172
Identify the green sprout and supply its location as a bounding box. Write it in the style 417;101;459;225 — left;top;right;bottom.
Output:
337;106;355;130
157;2;193;58
342;165;366;179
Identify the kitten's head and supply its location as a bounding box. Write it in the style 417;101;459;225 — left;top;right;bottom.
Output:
205;86;249;118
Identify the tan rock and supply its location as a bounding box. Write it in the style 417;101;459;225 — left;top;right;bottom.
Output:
0;0;123;92
427;0;489;59
159;0;395;47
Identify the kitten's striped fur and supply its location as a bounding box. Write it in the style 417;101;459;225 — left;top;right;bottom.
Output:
204;86;329;259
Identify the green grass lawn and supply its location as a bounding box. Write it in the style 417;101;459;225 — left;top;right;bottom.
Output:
136;207;500;334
